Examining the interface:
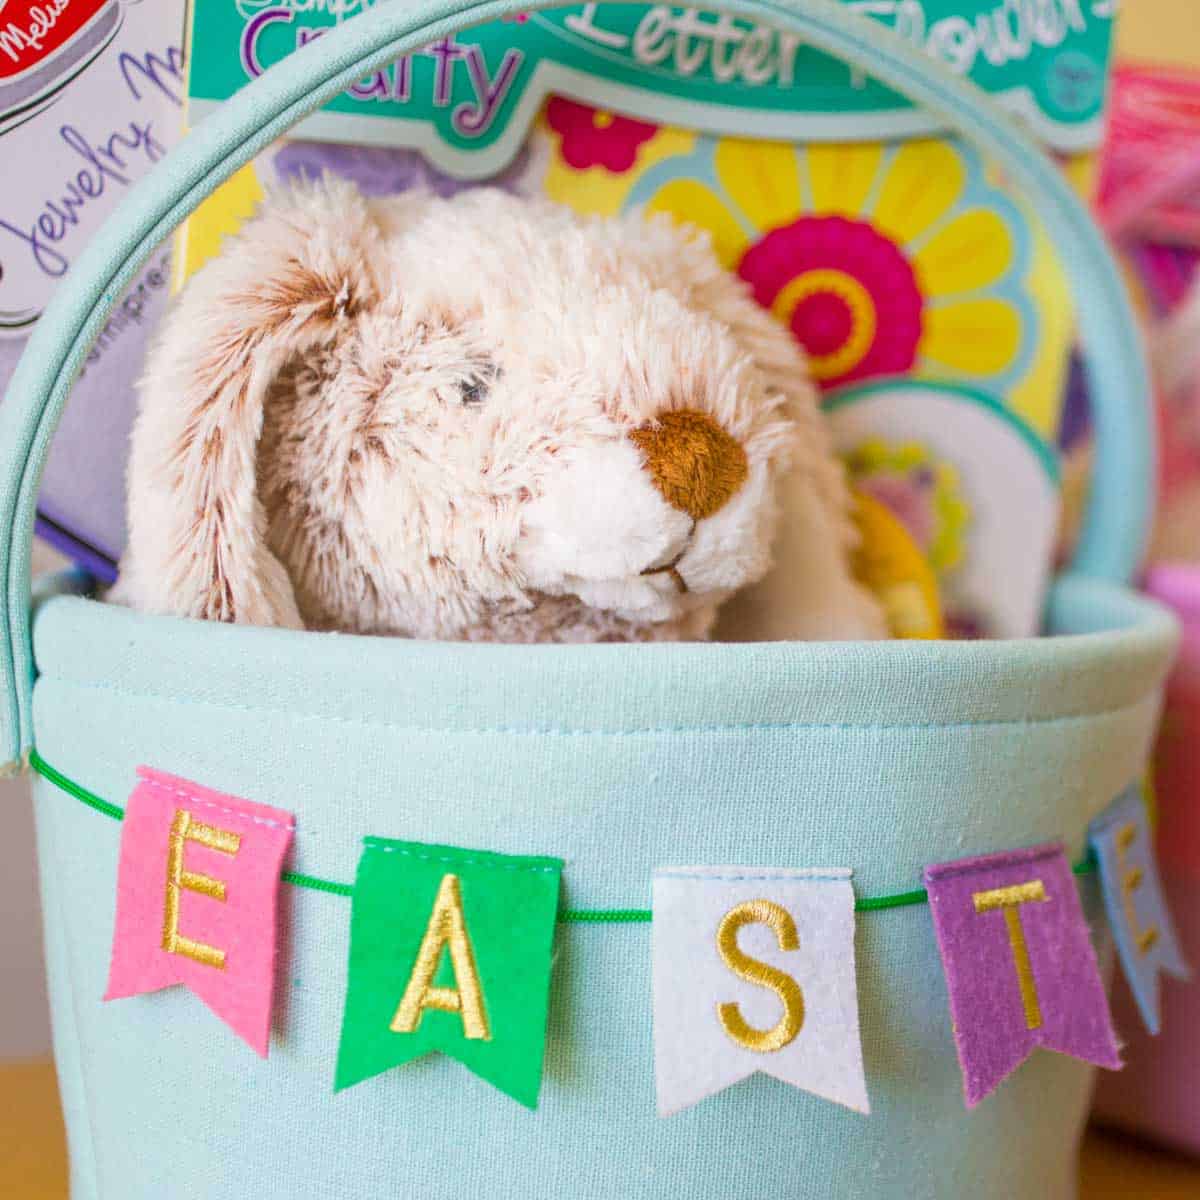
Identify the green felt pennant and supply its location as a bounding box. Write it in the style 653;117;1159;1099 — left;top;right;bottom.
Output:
334;839;563;1108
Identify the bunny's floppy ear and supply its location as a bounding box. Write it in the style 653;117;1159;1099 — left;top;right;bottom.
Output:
116;179;385;626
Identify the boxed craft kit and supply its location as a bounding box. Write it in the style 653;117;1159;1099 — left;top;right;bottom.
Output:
177;0;1117;638
0;2;1126;636
0;0;187;574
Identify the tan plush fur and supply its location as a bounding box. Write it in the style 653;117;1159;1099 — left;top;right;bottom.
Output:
115;180;885;642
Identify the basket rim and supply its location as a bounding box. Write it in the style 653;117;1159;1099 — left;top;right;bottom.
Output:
0;0;1154;773
31;572;1178;737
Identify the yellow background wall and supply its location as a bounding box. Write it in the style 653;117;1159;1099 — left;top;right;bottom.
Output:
1119;2;1198;65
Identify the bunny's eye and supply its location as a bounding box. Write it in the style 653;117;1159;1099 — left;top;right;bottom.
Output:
459;364;500;407
459;378;488;407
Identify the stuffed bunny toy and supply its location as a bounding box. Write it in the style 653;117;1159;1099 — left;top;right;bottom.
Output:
115;179;884;642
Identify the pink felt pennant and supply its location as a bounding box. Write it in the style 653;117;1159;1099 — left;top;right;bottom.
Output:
104;767;295;1057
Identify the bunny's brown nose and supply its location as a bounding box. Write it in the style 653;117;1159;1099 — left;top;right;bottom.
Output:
630;409;749;521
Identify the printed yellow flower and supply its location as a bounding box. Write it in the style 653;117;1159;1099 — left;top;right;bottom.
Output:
632;136;1031;391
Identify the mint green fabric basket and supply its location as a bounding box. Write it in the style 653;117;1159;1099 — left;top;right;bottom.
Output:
0;3;1180;1197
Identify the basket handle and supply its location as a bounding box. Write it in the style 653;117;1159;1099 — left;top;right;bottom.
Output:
0;0;1151;771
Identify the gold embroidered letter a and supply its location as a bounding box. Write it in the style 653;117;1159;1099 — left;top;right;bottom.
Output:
391;873;492;1041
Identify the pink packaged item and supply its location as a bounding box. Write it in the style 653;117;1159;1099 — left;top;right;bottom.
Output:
1099;66;1200;246
1091;79;1200;1147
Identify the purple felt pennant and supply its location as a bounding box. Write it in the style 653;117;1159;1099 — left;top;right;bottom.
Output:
924;843;1121;1108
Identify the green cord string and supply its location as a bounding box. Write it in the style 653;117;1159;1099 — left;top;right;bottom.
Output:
559;908;653;924
28;749;1094;921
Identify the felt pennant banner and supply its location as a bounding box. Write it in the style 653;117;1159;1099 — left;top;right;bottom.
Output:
924;843;1121;1107
1089;786;1190;1034
37;753;1167;1117
104;768;295;1058
652;867;869;1117
334;839;564;1109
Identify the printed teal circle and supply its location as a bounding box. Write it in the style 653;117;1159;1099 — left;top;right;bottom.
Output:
1045;51;1104;117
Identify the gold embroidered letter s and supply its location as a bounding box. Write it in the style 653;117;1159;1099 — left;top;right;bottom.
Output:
391;873;492;1041
716;900;805;1053
161;808;242;969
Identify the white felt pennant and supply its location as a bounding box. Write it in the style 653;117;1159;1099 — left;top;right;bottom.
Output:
652;867;869;1118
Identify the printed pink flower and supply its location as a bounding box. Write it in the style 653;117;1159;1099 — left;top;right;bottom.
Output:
546;97;659;174
738;215;924;389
